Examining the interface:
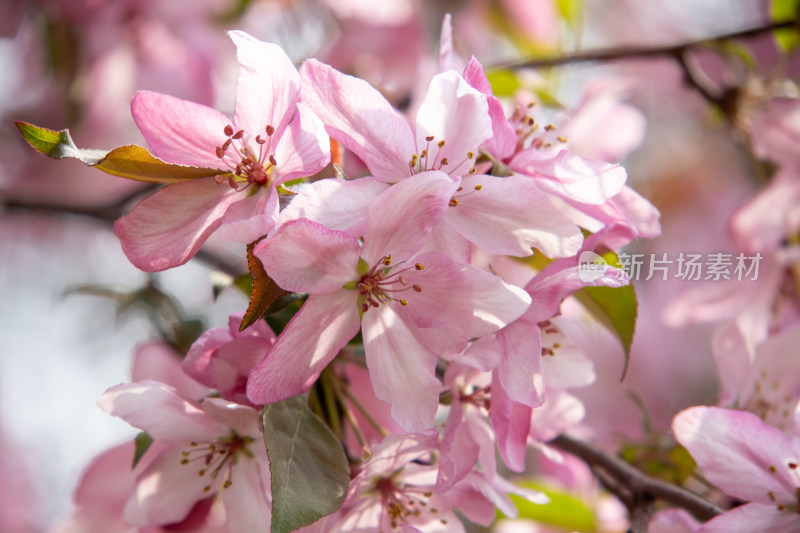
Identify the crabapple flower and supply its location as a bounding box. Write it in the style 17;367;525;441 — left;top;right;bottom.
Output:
99;381;270;531
673;406;800;533
247;170;531;431
183;312;276;407
331;431;540;532
300;60;583;261
114;30;329;271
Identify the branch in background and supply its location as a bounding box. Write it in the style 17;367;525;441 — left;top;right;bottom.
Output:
1;196;245;279
494;19;796;71
493;19;797;109
551;434;724;531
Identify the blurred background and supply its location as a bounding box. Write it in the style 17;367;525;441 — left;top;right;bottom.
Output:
0;0;794;530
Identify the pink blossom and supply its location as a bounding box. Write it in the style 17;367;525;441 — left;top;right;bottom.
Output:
247;171;531;431
99;381;270;531
673;405;800;533
183;312;276;407
299;59;583;261
114;30;329;271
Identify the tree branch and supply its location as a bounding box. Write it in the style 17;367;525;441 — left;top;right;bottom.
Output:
493;19;797;71
1;197;245;278
551;434;724;524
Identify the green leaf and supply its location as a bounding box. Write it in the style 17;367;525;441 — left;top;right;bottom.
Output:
502;481;597;532
771;0;800;51
487;70;522;97
557;0;583;30
15;121;228;183
574;250;637;379
132;432;153;469
262;395;350;533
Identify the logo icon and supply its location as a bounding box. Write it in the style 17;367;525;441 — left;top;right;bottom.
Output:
578;251;609;282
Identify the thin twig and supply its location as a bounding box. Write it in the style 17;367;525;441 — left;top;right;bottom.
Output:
2;198;245;278
493;19;797;71
551;434;724;523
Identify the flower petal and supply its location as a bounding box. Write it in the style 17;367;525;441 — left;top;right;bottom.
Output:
672;406;799;503
300;59;415;181
216;185;278;244
462;57;517;160
363;306;441;432
246;292;361;404
131;90;231;168
278;177;388;237
511;148;627;205
272;103;331;185
123;447;213;527
445;174;583;257
255;218;360;294
698;502;800;533
497;319;545;407
414;71;491;178
360;171;456;265
229;30;299;143
99;381;225;442
113;177;239;271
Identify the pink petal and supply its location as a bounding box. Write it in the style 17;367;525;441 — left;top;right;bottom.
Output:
271;103;331;185
730;173;800;253
229;31;299;143
113;177;239;271
698;503;800;533
510;148;627;205
216;185;278;244
123;447;213;527
438;14;466;74
222;453;271;532
255;218;360;294
133;342;209;401
414;71;491;178
246;291;361;405
277;177;388;237
437;398;478;490
463;262;532;337
131;90;231;168
360;171;456;265
490;372;531;472
497;319;545;407
445;174;583;257
672;406;799;504
99;382;224;443
462;57;517;160
363;306;442;431
300;59;415;181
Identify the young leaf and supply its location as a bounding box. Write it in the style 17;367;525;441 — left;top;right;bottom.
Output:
262;395;350;533
574;249;637;379
501;481;597;532
15;121;229;183
771;0;800;51
132;431;153;469
240;239;290;332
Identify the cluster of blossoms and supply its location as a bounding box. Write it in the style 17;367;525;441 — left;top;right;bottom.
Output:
42;21;656;532
25;6;800;533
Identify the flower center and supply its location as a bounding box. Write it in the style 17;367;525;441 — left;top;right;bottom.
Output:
374;476;447;530
509;102;566;154
353;255;423;313
408;135;476;176
179;430;255;493
214;124;278;192
767;460;800;512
